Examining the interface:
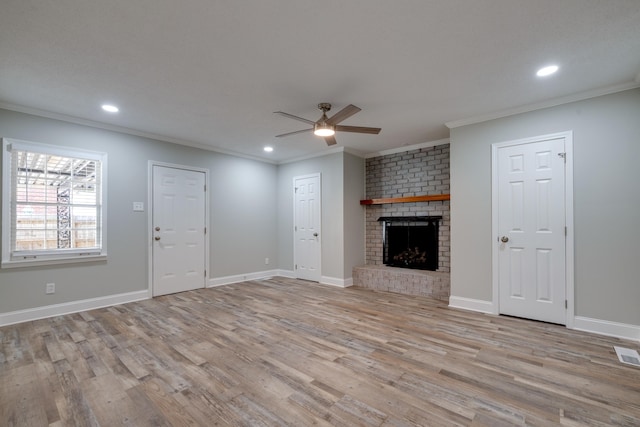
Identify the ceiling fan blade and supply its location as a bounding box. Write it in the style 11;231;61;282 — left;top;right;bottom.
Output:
275;128;312;138
326;104;361;125
324;135;337;146
335;125;381;134
273;111;316;125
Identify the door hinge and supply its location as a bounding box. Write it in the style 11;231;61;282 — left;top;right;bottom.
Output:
295;264;297;270
204;184;206;192
558;152;566;163
565;299;568;309
565;226;567;236
204;227;207;234
204;270;207;277
294;226;297;231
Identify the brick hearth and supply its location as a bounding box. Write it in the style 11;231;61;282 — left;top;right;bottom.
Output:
353;265;450;302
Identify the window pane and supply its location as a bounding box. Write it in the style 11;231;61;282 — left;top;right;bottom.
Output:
74;229;97;248
72;206;96;225
45;229;59;250
8;143;104;259
15;204;40;227
15;183;28;202
73;186;96;205
15;230;45;251
72;206;97;248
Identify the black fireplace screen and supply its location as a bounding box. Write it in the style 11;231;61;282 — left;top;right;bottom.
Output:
379;216;441;271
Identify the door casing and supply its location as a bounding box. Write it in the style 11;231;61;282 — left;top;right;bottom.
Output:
148;161;210;296
491;131;574;327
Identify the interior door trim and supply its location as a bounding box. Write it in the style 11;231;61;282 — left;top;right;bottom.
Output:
147;160;210;297
490;131;574;328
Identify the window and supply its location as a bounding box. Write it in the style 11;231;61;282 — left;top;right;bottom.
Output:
2;138;107;267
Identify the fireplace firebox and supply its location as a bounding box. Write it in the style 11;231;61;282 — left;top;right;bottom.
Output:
378;216;441;271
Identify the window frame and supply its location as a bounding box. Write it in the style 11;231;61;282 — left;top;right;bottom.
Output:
2;138;108;268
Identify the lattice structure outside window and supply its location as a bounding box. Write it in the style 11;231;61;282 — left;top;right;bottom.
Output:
2;138;107;267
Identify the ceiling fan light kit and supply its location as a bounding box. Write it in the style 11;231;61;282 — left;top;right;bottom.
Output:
275;102;381;146
313;123;335;137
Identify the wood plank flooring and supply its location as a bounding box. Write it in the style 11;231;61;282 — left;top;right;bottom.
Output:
1;277;639;426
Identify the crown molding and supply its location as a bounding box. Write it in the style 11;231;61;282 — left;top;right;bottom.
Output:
0;102;277;165
277;146;347;165
445;81;640;129
363;138;450;159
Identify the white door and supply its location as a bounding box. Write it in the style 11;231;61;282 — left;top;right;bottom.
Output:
294;174;321;282
494;134;568;324
152;165;206;296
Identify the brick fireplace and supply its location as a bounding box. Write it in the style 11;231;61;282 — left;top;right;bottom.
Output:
353;143;450;301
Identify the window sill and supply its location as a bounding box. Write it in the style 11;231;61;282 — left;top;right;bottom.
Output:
1;254;108;269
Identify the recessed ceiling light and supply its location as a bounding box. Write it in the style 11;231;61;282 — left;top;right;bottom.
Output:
536;65;559;77
101;104;119;113
263;146;274;153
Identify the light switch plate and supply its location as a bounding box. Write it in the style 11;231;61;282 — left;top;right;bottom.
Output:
133;202;144;212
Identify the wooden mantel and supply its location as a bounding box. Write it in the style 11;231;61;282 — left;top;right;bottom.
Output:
359;194;450;205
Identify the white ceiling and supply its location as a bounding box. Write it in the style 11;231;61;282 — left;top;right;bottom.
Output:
1;0;639;163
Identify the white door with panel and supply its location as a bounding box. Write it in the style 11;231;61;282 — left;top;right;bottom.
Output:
495;135;567;324
152;165;206;296
294;174;321;282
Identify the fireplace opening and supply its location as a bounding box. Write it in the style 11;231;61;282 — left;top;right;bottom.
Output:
379;216;441;271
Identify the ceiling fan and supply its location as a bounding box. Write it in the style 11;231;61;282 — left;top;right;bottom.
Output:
274;103;381;146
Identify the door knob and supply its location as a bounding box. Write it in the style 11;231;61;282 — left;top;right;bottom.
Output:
313;233;318;237
155;226;160;231
500;236;509;243
155;236;161;241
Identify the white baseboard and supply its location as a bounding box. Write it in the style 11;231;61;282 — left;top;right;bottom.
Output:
208;271;352;288
0;289;150;327
207;269;293;287
448;296;495;314
275;270;296;279
449;296;640;343
1;270;300;327
573;316;640;342
320;276;353;288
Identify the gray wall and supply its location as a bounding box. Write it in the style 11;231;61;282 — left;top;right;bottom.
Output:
208;155;278;277
450;88;640;325
0;109;278;312
277;151;365;282
342;152;365;278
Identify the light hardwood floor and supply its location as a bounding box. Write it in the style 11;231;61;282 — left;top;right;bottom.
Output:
1;277;639;426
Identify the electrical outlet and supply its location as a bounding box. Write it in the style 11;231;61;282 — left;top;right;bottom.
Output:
265;257;269;265
45;282;55;294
